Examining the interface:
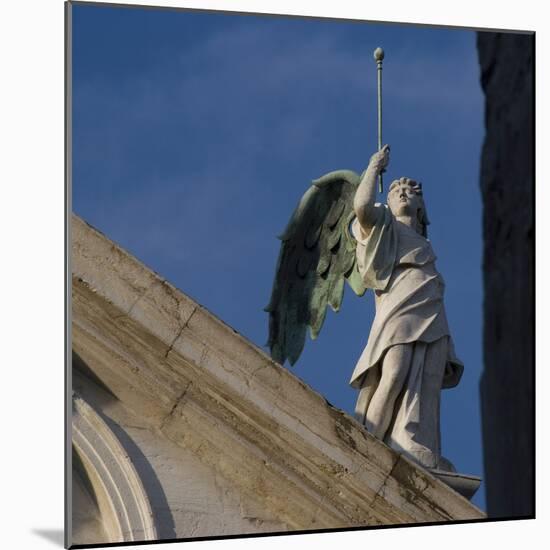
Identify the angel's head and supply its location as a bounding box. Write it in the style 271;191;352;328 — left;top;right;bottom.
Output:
387;177;430;237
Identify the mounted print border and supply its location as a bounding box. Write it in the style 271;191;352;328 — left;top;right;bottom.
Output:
65;1;535;547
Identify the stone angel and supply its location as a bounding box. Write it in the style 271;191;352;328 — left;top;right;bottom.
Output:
266;145;464;473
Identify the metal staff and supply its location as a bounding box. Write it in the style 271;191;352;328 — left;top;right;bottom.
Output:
374;47;384;193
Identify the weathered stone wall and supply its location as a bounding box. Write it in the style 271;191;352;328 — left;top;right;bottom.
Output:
71;213;484;545
477;31;534;518
72;359;288;546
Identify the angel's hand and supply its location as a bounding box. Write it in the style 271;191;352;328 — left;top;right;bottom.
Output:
369;144;390;174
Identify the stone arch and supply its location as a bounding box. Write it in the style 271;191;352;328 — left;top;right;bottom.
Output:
71;393;158;544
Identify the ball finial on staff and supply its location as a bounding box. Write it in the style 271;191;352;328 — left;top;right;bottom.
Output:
374;47;384;193
374;47;384;62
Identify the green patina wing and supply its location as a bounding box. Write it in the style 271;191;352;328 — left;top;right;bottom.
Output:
265;169;367;366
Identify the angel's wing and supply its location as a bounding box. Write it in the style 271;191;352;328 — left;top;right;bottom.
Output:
265;169;367;366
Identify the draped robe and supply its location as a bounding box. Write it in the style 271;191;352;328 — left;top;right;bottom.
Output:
350;204;463;470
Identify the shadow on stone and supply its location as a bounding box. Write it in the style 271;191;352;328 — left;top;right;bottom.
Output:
100;415;178;541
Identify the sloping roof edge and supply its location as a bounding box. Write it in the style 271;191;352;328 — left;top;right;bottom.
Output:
71;213;484;530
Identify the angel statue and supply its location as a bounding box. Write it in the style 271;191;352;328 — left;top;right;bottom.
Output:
265;144;464;473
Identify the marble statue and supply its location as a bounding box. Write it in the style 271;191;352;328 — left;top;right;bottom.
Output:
266;144;464;473
349;144;463;471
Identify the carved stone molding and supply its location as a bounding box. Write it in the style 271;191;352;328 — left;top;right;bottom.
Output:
72;214;485;533
72;393;158;543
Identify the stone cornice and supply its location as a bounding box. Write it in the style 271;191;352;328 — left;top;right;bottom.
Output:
72;214;485;530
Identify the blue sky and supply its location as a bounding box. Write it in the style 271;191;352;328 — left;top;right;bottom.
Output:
72;4;486;510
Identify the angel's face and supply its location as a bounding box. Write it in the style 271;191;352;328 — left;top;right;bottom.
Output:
387;181;422;218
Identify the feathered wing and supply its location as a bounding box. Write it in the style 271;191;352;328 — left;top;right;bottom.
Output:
265;169;367;366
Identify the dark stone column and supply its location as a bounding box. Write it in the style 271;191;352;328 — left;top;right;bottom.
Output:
477;31;534;518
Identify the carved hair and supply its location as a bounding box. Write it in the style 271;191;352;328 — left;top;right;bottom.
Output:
388;177;431;238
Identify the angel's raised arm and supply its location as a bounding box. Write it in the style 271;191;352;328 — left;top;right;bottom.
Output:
353;144;390;236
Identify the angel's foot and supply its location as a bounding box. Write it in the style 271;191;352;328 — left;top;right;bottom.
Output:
437;455;457;473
